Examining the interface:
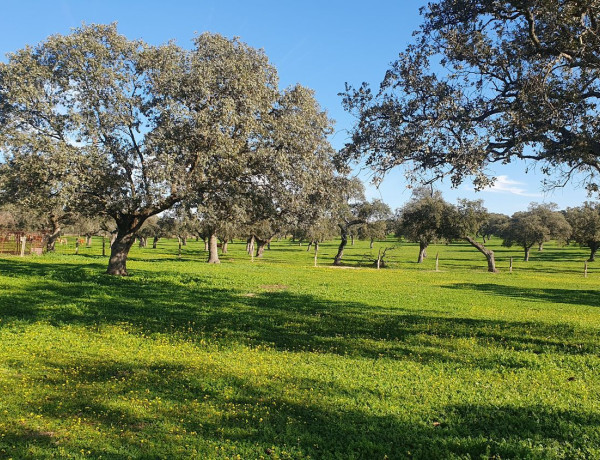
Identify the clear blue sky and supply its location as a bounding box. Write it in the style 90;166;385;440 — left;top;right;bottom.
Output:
0;0;590;214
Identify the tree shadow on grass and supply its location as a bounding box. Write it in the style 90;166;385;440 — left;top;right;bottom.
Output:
1;259;598;367
3;356;598;459
446;283;600;309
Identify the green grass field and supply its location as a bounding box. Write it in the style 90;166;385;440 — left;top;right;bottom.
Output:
0;237;599;459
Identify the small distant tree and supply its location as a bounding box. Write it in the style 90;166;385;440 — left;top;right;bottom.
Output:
479;213;509;243
333;178;366;265
446;199;497;272
502;211;547;262
399;188;453;263
565;202;600;262
528;203;571;251
357;199;392;248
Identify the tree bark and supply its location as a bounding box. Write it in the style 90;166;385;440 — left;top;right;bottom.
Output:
417;241;428;263
220;238;228;254
106;215;144;276
538;242;544;251
524;245;531;262
85;234;92;247
351;235;355;246
152;236;159;249
307;240;313;251
203;237;209;251
370;238;374;249
207;232;220;264
182;236;187;246
334;220;364;266
246;236;255;255
255;238;268;258
588;243;598;262
45;215;61;252
464;236;497;272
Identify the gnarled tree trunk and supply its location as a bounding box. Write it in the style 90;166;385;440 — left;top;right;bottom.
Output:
107;215;145;276
45;215;61;253
207;232;220;264
589;243;599;262
464;236;497;273
220;238;228;254
334;219;364;266
417;241;428;263
255;237;269;258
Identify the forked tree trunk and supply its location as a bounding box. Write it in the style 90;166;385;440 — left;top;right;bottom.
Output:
255;238;268;258
107;233;136;276
45;215;61;252
207;233;220;264
417;241;428;263
107;216;145;276
464;236;497;273
307;240;313;251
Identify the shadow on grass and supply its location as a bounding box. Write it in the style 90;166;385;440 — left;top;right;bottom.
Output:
1;258;598;365
3;356;598;459
1;258;600;458
446;283;600;309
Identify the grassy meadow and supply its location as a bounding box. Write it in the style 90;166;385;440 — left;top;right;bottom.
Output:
0;236;599;459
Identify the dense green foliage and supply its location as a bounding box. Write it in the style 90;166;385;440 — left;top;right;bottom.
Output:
0;237;599;458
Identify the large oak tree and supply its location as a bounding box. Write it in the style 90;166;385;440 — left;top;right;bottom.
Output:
0;25;340;274
342;1;600;193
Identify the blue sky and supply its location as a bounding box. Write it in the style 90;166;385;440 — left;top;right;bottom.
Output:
0;0;591;214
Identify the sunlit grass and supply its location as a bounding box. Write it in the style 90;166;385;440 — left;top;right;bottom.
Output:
0;237;599;458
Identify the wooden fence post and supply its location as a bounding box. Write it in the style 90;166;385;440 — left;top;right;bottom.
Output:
584;261;588;278
19;236;26;257
509;257;513;273
435;252;439;272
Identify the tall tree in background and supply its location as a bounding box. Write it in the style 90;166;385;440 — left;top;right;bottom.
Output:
565;202;600;261
447;200;498;272
342;1;600;193
357;199;392;249
399;188;453;263
528;203;571;251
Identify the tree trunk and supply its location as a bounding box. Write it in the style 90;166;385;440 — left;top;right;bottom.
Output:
370;238;374;249
202;237;209;251
464;236;497;273
334;230;348;265
589;244;598;262
106;216;145;276
107;235;134;275
86;234;92;247
207;233;220;264
351;235;355;246
307;240;313;251
220;239;228;254
45;216;61;252
138;236;147;248
247;236;255;255
182;236;187;246
417;242;428;263
152;236;159;249
255;238;268;258
524;245;531;262
538;242;544;251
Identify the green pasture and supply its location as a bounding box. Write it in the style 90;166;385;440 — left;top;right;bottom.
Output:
0;237;598;459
